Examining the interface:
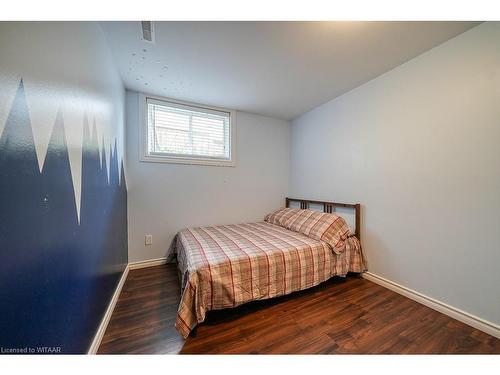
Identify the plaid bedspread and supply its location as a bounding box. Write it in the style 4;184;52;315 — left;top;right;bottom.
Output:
169;221;366;338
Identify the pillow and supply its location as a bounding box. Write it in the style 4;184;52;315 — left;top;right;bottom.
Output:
282;209;351;254
264;208;301;227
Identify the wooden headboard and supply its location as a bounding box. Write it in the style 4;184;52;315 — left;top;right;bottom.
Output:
285;197;361;240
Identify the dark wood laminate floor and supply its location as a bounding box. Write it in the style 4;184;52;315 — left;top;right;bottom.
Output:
97;264;500;354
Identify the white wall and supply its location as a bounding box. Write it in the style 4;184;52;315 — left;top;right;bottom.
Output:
290;22;500;326
126;91;290;262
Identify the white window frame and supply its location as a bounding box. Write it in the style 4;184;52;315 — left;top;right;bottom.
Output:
139;93;236;166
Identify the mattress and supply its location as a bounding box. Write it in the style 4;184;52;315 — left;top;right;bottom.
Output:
168;221;366;338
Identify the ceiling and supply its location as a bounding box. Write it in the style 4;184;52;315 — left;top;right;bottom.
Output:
101;21;480;120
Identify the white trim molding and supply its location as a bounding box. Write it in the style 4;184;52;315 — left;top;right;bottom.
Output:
139;93;237;167
129;257;167;270
87;264;130;354
362;272;500;339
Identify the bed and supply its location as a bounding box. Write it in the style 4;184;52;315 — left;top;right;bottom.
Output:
167;197;367;338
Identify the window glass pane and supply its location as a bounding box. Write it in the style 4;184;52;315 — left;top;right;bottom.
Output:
146;98;231;161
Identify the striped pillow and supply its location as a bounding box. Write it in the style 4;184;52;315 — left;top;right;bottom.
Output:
264;208;301;227
282;209;351;254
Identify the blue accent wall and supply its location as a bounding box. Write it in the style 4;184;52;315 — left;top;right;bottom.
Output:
0;80;128;353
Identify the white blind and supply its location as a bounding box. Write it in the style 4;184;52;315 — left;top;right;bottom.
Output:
147;98;231;160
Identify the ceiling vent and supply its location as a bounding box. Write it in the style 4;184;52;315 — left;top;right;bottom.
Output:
140;21;155;43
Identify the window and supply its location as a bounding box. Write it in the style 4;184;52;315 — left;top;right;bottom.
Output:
140;95;236;166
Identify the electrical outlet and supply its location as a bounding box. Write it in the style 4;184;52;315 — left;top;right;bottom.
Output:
145;235;153;245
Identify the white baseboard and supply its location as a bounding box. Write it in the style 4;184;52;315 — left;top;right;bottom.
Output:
362;271;500;339
87;264;130;354
129;257;167;270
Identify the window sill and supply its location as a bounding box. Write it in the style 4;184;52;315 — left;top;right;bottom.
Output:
140;154;236;167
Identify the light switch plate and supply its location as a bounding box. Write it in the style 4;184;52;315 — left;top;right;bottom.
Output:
145;235;153;245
